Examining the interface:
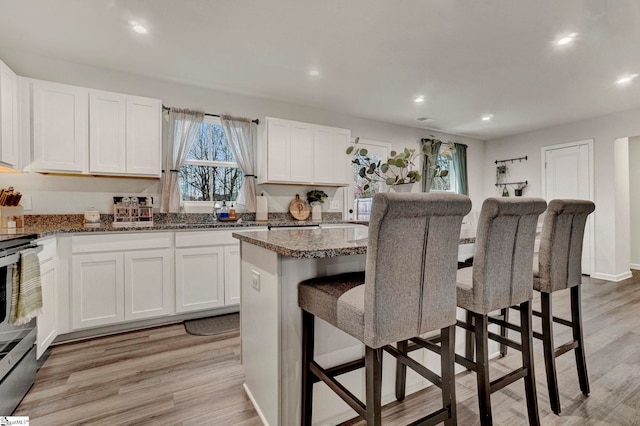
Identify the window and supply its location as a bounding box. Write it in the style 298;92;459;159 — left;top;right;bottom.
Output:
180;117;243;202
429;149;456;192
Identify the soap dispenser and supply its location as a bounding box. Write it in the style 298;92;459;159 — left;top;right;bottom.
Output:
219;201;229;219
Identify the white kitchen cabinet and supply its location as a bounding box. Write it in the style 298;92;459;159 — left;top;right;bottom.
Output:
175;246;225;312
175;229;250;313
32;80;88;173
259;117;350;186
313;125;351;185
224;245;241;306
70;233;173;330
88;92;161;177
0;59;19;168
89;90;127;174
36;237;57;359
125;96;162;176
260;117;313;184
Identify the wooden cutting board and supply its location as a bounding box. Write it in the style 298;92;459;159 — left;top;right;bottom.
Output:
289;195;310;221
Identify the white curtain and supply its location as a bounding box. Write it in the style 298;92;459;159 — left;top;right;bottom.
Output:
220;115;257;212
160;108;204;213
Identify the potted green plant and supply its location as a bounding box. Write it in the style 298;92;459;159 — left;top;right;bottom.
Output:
346;136;455;192
307;190;328;221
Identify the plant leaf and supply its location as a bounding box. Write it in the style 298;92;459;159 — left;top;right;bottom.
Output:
360;148;368;156
346;146;354;154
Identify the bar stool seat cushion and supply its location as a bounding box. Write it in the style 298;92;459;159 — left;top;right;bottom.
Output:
455;266;475;311
299;271;366;341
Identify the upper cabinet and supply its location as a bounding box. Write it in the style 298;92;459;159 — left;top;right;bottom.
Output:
258;117;351;186
26;78;162;177
0;60;20;168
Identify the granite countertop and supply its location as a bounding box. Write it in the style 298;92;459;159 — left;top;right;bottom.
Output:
233;226;370;259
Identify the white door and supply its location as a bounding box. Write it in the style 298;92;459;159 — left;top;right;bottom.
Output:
36;259;57;358
224;245;241;306
126;96;161;176
89;90;127;174
175;246;225;312
543;141;593;274
124;249;174;320
0;60;19;167
345;139;391;221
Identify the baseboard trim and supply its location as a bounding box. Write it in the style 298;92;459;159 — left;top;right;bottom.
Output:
630;264;640;270
243;383;269;426
590;271;633;282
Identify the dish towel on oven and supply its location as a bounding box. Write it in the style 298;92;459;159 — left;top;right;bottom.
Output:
10;248;43;326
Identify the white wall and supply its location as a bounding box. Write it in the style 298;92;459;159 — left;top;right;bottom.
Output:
630;136;640;268
486;109;640;281
0;48;485;215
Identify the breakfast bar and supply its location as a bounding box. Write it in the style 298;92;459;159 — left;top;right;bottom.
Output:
233;226;476;426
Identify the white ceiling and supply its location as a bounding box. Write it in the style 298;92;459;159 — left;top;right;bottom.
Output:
1;0;639;140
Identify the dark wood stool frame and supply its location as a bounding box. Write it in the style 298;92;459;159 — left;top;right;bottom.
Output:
302;310;458;426
501;285;589;414
458;301;539;426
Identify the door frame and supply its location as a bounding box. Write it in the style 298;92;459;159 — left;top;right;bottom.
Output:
541;139;595;275
344;138;391;220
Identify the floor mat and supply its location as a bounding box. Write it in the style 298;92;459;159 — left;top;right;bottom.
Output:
184;313;239;336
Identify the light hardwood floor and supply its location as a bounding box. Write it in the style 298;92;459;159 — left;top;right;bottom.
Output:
16;271;640;425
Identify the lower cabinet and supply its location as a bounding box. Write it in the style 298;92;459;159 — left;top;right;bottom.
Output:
70;233;174;330
175;229;244;313
36;237;57;358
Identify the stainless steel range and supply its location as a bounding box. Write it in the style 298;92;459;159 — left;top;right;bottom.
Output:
0;233;39;415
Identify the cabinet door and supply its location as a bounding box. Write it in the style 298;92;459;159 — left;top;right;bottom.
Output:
126;96;161;176
32;80;88;172
124;249;174;320
0;60;19;167
224;245;240;306
36;259;57;359
314;126;351;185
71;252;124;329
175;246;225;313
289;122;313;183
89;90;126;174
266;118;291;182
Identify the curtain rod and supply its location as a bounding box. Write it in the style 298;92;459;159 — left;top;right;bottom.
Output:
162;105;259;125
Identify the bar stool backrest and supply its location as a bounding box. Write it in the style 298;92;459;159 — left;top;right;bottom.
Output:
363;192;471;348
471;198;547;314
537;199;595;293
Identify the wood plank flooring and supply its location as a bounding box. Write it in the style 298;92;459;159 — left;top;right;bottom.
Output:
15;271;640;425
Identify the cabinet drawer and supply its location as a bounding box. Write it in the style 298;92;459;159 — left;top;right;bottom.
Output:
175;230;236;248
72;232;172;253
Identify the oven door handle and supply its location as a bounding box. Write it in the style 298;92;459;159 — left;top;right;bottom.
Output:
0;244;43;268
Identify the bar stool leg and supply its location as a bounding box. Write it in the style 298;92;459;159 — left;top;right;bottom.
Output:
301;311;315;426
571;286;590;396
520;301;541;426
441;325;457;426
465;310;475;370
541;293;561;414
395;340;408;401
474;313;492;425
365;347;383;426
499;308;509;357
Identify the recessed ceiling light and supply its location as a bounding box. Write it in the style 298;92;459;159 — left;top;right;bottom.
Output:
414;96;425;103
616;73;638;85
129;20;148;34
482;114;493;121
555;32;578;46
309;69;320;77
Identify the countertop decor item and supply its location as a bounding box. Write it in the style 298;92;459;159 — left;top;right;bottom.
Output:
307;190;327;222
347;136;455;190
289;194;310;221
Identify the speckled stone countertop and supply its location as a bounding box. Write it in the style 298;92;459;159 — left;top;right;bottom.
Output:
18;213;349;239
234;227;476;259
233;226;370;259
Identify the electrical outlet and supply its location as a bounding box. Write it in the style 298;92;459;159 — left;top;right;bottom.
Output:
22;195;32;211
251;270;261;291
330;200;340;210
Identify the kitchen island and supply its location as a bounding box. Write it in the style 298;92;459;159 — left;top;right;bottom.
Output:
233;226;475;426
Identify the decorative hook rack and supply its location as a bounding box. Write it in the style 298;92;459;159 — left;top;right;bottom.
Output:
494;180;528;187
495;156;527;164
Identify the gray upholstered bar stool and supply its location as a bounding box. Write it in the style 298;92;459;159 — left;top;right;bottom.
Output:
528;199;595;414
298;192;471;425
454;197;546;426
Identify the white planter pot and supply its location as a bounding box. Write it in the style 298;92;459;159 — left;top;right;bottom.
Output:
390;183;414;193
311;202;322;222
